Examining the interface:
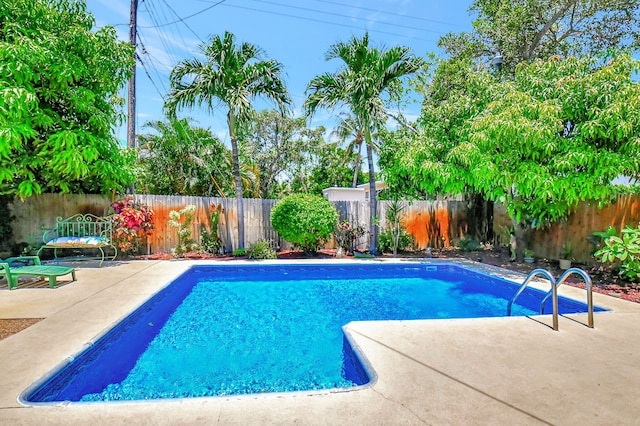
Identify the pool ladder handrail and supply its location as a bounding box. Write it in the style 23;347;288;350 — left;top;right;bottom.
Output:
507;269;558;329
539;267;594;329
507;267;594;331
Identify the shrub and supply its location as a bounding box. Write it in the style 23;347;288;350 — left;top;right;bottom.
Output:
232;248;246;257
378;228;414;254
246;240;277;259
271;193;338;253
334;221;367;253
595;224;640;281
200;203;224;254
168;205;199;256
458;236;480;251
111;196;155;254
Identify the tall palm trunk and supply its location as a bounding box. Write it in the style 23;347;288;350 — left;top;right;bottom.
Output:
352;140;362;188
365;128;377;254
228;111;245;250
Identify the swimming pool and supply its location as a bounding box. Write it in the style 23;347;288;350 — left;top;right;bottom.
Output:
21;263;604;404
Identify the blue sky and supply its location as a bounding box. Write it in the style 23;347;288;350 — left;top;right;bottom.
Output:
87;0;474;144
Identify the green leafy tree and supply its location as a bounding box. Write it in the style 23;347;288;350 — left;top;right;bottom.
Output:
289;143;357;196
382;54;640;260
305;33;423;253
0;0;136;197
241;110;325;198
165;31;290;248
440;0;640;72
136;118;233;197
271;193;338;253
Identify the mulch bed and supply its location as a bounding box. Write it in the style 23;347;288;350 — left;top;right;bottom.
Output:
3;247;637;341
0;318;43;341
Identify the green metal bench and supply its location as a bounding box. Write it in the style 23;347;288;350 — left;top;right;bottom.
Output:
37;214;118;267
0;256;76;289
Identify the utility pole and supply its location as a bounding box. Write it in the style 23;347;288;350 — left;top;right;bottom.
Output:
127;0;139;149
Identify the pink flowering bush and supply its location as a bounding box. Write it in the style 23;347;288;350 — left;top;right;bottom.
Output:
111;197;155;254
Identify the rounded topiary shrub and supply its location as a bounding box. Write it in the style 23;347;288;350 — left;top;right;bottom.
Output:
271;193;338;253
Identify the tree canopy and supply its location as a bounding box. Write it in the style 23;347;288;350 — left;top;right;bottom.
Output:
440;0;640;72
0;0;135;198
381;53;640;257
240;110;325;198
136;117;234;197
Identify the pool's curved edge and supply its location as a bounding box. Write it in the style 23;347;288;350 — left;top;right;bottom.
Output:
340;324;379;392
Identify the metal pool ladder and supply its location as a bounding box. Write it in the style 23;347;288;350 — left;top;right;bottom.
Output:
507;267;594;331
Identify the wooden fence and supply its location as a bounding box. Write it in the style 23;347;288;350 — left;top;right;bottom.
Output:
7;193;637;262
6;194;481;255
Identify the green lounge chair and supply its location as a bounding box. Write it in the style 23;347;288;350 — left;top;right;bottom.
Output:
0;256;76;290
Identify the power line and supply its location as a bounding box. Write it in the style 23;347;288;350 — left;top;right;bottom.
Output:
159;0;206;43
218;3;436;42
138;0;227;28
311;0;466;29
241;0;448;36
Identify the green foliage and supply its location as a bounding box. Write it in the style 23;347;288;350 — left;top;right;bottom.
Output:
458;237;480;252
440;0;640;73
384;199;407;256
382;54;640;259
271;193;337;253
168;205;200;256
232;248;246;257
200;203;223;254
0;0;136;198
595;224;640;281
136;118;233;197
246;240;277;259
304;32;423;253
290;143;357;196
378;228;414;254
334;221;367;253
165;31;290;248
240;110;326;198
0;195;14;250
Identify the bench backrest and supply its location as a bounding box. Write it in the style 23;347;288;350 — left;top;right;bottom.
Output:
54;214;113;241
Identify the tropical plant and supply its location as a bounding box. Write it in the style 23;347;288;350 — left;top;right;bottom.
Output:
334;221;367;254
385;199;407;256
168;205;199;256
331;113;365;188
0;0;136;198
595;224;640;281
200;203;224;254
271;193;338;253
241;110;325;198
136;118;233;197
110;197;155;255
304;33;423;254
382;54;640;260
440;0;640;73
165;31;290;248
378;228;414;254
245;239;277;259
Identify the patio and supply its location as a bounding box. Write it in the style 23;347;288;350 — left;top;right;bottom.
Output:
1;259;640;425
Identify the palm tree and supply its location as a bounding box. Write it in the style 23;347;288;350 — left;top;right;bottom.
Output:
164;31;290;249
331;113;364;188
304;33;423;253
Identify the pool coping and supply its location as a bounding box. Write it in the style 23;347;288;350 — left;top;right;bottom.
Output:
2;258;640;424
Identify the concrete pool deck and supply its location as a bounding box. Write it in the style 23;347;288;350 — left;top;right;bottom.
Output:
1;259;640;425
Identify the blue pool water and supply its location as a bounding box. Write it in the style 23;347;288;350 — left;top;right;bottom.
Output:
23;263;604;403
